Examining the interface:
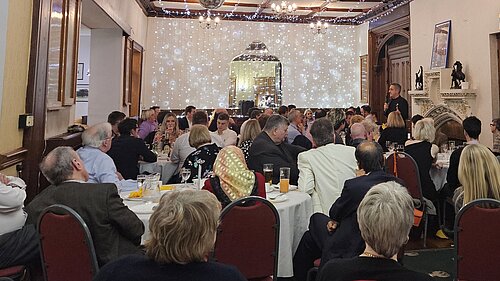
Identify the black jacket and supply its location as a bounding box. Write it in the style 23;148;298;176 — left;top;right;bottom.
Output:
107;135;157;180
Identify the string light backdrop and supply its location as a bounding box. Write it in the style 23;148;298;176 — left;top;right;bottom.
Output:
143;18;366;109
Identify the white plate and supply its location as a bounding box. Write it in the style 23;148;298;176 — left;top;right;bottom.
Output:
268;194;288;203
120;192;143;201
272;184;298;191
129;203;157;214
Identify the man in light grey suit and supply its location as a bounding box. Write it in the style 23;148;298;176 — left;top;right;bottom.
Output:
297;118;357;214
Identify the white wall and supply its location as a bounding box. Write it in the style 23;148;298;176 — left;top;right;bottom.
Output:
0;1;9;117
75;28;91;120
143;18;369;109
410;0;500;147
88;29;123;125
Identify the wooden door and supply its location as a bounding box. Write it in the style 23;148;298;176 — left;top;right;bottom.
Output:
129;42;143;117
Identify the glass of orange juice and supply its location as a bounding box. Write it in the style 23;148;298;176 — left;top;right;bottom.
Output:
279;167;290;193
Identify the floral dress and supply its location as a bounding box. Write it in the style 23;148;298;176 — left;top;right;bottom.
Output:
181;143;220;182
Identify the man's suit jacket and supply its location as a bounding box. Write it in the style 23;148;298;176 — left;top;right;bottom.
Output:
178;117;189;131
107;135;157;180
248;132;305;185
298;143;357;214
318;170;402;264
25;182;144;266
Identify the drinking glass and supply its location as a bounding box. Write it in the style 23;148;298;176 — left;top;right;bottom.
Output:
180;168;191;188
440;143;449;154
448;141;455;152
136;175;146;191
263;163;274;191
396;144;404;152
387;141;395;153
279;167;290;193
142;175;160;203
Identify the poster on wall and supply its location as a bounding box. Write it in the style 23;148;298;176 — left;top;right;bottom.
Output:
430;20;451;69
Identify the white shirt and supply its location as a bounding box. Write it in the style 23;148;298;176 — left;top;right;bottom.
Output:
211;129;237;147
171;131;225;174
298;143;357;214
0;177;27;235
77;146;137;191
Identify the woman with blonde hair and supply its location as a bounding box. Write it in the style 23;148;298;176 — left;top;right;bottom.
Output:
377;111;407;152
238;119;261;163
203;146;266;208
181;125;220;183
454;144;500;212
94;190;246;281
154;112;183;154
404;118;438;200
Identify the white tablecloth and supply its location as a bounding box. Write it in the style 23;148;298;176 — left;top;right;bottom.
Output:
139;159;177;183
430;153;450;191
121;188;313;278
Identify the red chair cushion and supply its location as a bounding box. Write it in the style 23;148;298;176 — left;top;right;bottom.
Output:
0;265;25;277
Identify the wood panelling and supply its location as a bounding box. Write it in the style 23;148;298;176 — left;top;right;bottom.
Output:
0;148;28;171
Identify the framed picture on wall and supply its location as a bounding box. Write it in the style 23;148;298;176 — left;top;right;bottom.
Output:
430;20;451;69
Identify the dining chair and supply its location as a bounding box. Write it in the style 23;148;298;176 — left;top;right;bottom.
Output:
0;266;25;281
385;151;428;247
212;196;280;281
454;198;500;281
37;204;99;281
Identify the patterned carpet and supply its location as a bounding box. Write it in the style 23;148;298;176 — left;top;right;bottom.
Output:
404;248;454;280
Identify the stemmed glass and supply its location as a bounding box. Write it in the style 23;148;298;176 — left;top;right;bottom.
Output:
180;168;191;188
440;143;449;154
386;141;395;153
448;141;455;152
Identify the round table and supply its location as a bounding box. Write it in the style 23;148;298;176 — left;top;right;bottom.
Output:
121;187;313;278
139;159;177;183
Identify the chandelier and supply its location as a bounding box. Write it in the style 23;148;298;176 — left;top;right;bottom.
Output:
310;20;328;35
198;14;220;29
270;1;297;16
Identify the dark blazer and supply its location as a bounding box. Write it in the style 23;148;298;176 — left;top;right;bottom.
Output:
384;95;409;120
107;135;157;180
248;132;305;185
320;170;402;264
178;117;189;131
446;146;465;191
378;127;408;152
25;182;144;266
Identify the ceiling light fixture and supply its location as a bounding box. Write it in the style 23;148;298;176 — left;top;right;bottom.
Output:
310;20;328;35
198;14;220;29
270;1;297;17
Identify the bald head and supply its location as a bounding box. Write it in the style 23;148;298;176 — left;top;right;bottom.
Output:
355;141;384;173
350;123;367;140
40;146;89;185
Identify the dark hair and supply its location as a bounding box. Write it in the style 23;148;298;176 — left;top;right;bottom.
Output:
345;111;355;117
463;116;481;139
107;111;126;125
218;113;230;121
246;107;259;117
361;105;371;114
355;141;384;173
288;104;296;111
390;83;402;93
310;118;334;147
150;106;160;111
185;105;196;114
493;118;500;131
263;115;289;132
118;118;138;135
157;111;168;124
192;111;208;126
411;114;424;125
249;109;261;119
258;114;270;130
315;109;327;119
278;105;288;115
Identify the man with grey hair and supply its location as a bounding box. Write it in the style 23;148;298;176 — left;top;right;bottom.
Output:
293;141;403;281
77;122;136;191
248;115;305;185
298;118;357;214
287;109;304;144
26;146;144;266
349;122;367;148
318;182;433;281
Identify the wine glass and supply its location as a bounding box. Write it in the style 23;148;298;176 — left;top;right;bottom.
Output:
448;141;455;152
180;168;191;188
440;143;449;154
387;141;395;153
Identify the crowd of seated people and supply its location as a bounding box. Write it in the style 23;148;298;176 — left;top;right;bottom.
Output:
5;96;500;281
